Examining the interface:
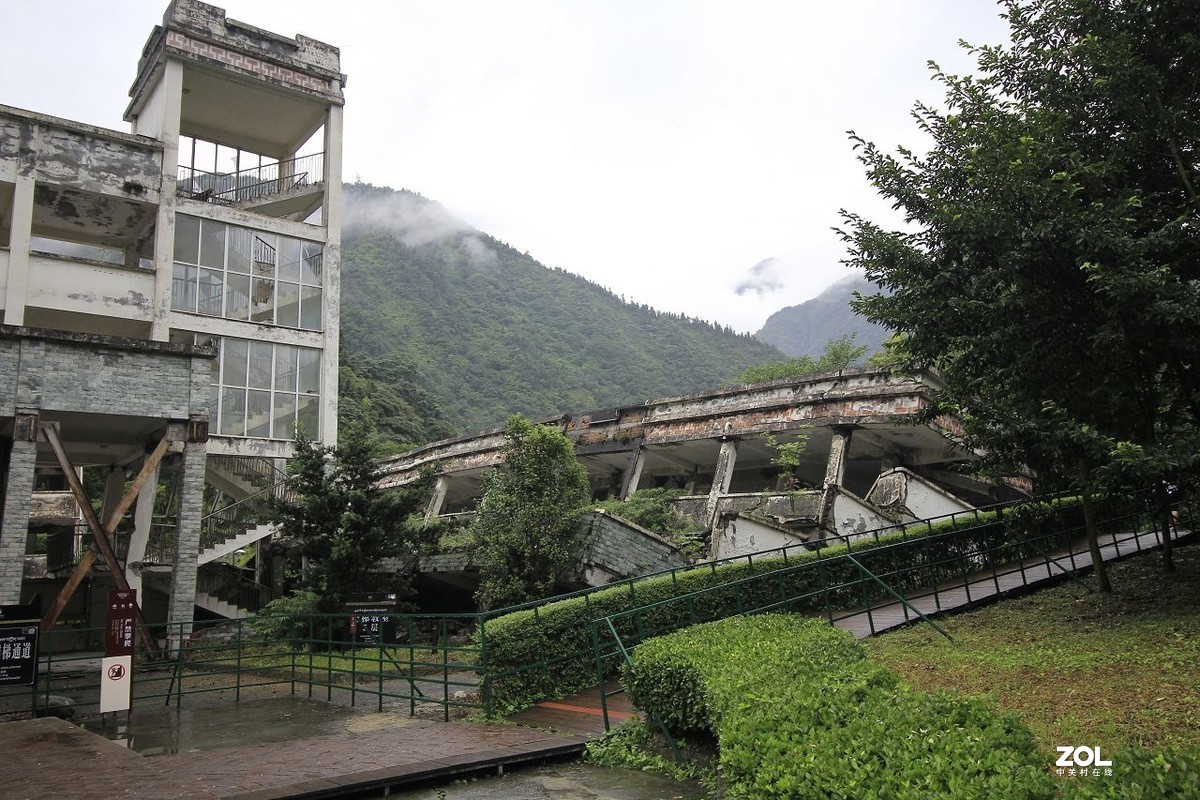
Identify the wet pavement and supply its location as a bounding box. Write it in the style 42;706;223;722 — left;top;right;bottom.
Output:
392;761;705;799
0;694;704;799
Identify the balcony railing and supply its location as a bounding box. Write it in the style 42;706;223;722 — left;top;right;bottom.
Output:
177;152;324;205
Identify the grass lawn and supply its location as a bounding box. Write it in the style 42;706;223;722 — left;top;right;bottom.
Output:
864;541;1200;753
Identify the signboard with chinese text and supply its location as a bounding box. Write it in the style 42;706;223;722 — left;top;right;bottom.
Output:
346;593;398;646
105;589;137;657
0;625;39;686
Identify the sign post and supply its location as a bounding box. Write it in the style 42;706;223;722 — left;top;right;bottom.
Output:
100;589;137;716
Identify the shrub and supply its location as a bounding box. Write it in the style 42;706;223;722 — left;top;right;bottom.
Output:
621;614;1057;799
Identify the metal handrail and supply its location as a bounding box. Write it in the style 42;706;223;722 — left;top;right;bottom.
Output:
177;152;324;205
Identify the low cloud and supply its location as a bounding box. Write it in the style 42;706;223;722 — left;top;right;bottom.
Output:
734;257;784;297
344;188;498;267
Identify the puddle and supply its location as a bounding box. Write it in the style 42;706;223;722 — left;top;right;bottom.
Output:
80;695;359;755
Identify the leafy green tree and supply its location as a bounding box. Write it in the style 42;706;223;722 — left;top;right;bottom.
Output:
739;335;869;383
842;0;1200;587
268;426;436;611
470;415;592;610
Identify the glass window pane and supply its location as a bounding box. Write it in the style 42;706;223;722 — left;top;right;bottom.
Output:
278;237;301;282
298;348;320;394
220;387;246;436
275;345;298;392
199;269;224;316
296;395;320;439
301;242;322;284
246;390;272;438
222;339;248;387
199;219;225;268
174;215;200;263
226;273;250;320
227;227;252;274
272;392;297;439
172;263;197;311
277;281;300;328
208;338;221;386
300;286;322;331
248;341;273;389
253;234;277;272
251;277;274;323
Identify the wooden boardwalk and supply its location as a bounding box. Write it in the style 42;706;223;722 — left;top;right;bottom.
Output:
517;524;1188;733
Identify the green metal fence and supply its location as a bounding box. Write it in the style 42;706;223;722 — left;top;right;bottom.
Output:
2;488;1184;723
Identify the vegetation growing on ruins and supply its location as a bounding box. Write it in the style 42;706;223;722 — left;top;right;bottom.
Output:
591;488;706;552
469;415;592;610
737;333;869;384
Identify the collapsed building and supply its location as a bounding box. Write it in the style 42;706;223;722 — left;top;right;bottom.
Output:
0;0;344;630
380;367;1025;587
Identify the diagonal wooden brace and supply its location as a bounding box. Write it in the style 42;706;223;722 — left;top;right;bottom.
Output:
38;426;171;656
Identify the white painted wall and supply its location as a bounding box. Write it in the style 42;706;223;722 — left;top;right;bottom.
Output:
714;515;808;560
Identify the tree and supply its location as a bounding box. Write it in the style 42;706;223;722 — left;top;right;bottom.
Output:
739;335;869;383
842;0;1200;588
268;426;436;611
470;415;592;610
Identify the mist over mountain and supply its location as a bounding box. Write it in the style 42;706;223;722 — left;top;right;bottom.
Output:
755;273;891;358
338;183;786;447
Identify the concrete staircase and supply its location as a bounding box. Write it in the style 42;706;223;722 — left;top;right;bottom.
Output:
197;523;273;566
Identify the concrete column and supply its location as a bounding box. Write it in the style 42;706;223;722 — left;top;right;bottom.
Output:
150;59;184;342
167;438;205;641
0;414;38;605
124;462;159;594
424;476;449;523
319;100;344;449
99;467;125;523
823;427;854;488
620;449;645;500
704;438;739;525
3;176;36;326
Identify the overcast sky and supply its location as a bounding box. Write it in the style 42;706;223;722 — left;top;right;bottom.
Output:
1;1;1011;333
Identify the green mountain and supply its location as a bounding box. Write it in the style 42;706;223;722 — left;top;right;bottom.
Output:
755;273;891;358
338;183;785;446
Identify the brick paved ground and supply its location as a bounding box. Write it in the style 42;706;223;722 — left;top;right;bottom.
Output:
0;710;589;799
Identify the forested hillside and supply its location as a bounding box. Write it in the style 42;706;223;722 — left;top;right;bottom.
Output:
756;273;890;358
338;183;785;446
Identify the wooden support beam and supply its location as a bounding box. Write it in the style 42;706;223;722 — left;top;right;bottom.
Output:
38;425;162;655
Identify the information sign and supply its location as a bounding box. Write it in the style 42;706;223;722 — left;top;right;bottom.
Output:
0;625;38;686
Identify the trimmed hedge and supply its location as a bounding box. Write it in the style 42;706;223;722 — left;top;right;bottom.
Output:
621;614;1055;799
479;495;1118;714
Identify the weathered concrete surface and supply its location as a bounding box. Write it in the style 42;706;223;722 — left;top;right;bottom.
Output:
420;511;689;589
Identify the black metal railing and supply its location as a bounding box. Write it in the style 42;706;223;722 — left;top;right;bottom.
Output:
177;152;324;205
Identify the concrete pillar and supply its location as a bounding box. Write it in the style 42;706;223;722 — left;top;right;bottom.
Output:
167;438;205;641
319;100;345;448
704;438;739;525
149;59;184;342
124;462;159;594
0;414;38;605
100;467;125;524
3;176;35;326
620;449;645;500
424;476;449;523
823;427;854;488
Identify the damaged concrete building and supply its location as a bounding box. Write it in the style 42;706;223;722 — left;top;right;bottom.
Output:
382;367;1023;586
0;0;343;632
